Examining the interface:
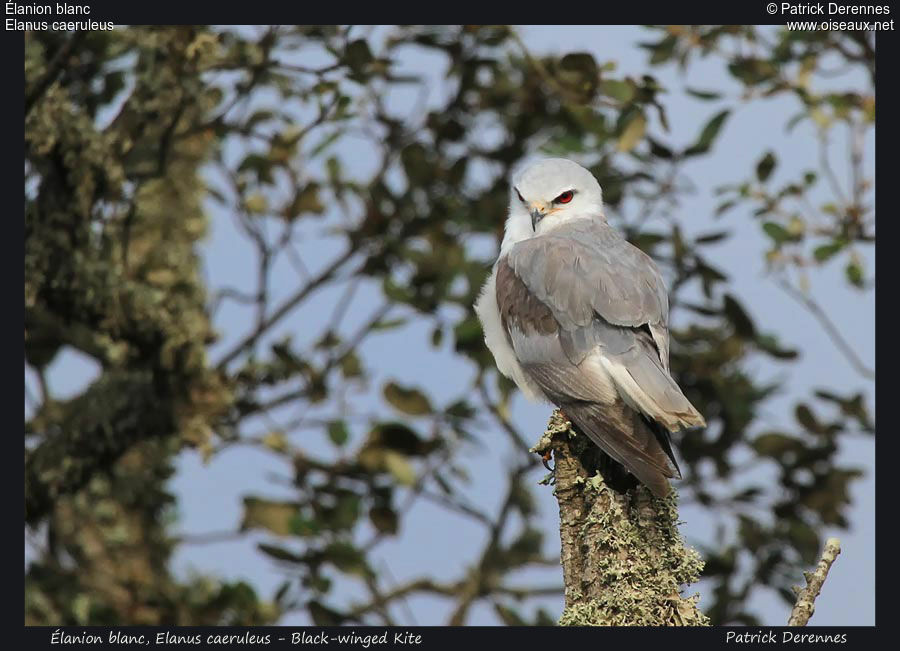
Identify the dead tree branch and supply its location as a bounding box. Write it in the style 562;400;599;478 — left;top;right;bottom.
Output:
788;537;842;626
532;410;709;626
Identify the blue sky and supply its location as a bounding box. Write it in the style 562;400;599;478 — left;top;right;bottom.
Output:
25;25;875;626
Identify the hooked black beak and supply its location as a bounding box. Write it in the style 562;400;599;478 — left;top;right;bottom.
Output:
531;209;545;231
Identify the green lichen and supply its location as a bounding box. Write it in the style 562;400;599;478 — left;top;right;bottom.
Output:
529;411;573;456
540;412;709;626
25;27;273;626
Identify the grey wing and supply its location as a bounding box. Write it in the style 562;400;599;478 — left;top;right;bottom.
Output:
505;220;704;432
495;256;681;495
508;219;671;369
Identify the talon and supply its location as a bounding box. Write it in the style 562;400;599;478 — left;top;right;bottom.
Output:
541;449;554;471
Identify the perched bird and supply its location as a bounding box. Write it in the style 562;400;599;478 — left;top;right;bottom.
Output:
474;158;705;497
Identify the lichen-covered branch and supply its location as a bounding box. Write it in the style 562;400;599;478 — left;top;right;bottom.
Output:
788;537;842;626
533;410;708;626
24;371;172;524
25;27;276;625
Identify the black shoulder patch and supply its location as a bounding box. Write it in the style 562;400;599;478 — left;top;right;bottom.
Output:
495;256;559;338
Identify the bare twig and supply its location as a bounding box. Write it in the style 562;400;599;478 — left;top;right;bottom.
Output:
446;462;534;625
477;378;537;458
775;277;875;381
283;238;311;280
818;132;848;209
788;537;842;626
215;248;358;369
245;301;393;415
418;489;494;527
210;287;259;316
345;579;460;621
496;584;564;598
176;530;247;545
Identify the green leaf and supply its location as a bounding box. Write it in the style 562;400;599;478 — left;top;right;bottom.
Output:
813;240;846;263
715;200;737;218
289;515;321;536
261;430;288;453
287;183;325;217
684;110;730;156
274;580;291;604
494;603;527;626
242;497;299;536
383;382;432;415
370;317;408;331
647;137;673;159
328;494;361;530
323;541;371;576
738;514;766;552
617;112;647;152
257;543;303;563
786;112;807;133
559;52;598;79
326;156;342;183
727;57;777;86
307;600;345;626
431;326;444;347
644;34;677;64
237;153;274;184
244;194;268;214
339;352;362;378
846;260;864;287
756;151;777;182
327;421;349;446
558;52;599;96
453;316;483;354
751;432;803;457
787;521;821;565
309;130;342;158
695;230;729;244
755;333;799;359
795;404;823;433
723;294;756;338
383;450;416;485
600;79;634;102
344;39;374;73
401;143;431;185
681;302;720;317
695;258;729;297
762;222;791;244
814;390;874;431
505;527;544;567
686;87;723;101
630;231;667;253
445;399;476;420
369;506;399;535
535;609;557;626
246;110;275;129
369;422;431;455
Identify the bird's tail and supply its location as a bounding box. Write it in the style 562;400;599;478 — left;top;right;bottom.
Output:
561;399;680;498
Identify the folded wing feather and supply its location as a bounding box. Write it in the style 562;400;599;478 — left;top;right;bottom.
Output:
495;218;705;496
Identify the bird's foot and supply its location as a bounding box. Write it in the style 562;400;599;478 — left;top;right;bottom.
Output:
541;449;554;471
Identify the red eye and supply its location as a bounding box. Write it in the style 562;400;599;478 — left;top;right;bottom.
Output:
515;188;525;202
555;190;574;204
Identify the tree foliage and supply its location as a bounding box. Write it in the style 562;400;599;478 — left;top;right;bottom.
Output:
25;25;874;625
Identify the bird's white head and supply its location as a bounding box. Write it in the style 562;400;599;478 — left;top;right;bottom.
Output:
501;158;605;253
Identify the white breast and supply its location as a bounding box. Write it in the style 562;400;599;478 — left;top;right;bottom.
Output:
474;266;548;403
